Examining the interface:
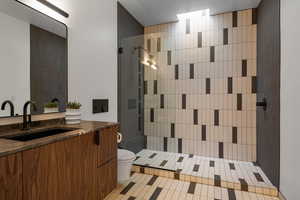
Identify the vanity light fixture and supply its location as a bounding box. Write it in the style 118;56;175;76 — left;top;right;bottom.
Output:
36;0;69;18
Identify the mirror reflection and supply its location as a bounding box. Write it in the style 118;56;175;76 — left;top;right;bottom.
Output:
0;0;68;117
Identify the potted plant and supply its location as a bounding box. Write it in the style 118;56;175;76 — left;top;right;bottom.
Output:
44;102;59;113
65;101;82;124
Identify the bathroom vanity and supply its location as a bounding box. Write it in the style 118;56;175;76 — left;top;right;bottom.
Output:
0;120;118;200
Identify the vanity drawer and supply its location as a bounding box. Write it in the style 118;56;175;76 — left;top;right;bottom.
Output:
95;127;117;166
97;158;117;200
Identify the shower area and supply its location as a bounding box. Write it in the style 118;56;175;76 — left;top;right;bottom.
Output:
119;3;280;198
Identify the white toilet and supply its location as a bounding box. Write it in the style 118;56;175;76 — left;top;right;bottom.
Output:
117;133;136;183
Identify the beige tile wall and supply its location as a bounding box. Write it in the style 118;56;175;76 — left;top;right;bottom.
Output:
144;9;257;162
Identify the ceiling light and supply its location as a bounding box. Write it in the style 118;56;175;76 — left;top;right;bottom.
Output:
36;0;69;18
177;9;210;20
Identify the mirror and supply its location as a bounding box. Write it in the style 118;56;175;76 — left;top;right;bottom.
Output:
0;0;68;118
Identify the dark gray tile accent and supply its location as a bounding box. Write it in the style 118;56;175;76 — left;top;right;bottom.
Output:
163;137;168;152
228;189;236;200
134;156;140;161
177;156;184;162
214;175;221;187
120;182;136;194
202;125;206;141
149;153;157;159
252;8;257;24
157;38;161;52
193;109;198;125
239;179;248;191
193;164;200;172
237;94;242;110
252;76;257;93
182;94;186;109
175;64;179;80
206;78;211;94
219;142;224;158
150;108;154;122
254;172;264;182
144;81;148;95
223;28;228;45
198;32;202;48
160;94;164;109
190;63;194;79
153;80;158;95
128;197;136;200
232;127;238;144
187;182;196;194
160;160;168;167
149;187;162;200
147;175;159;186
147;39;151;51
167;50;172;65
214;110;219;126
171;123;175;138
228;77;233;94
242;60;247;77
229;163;236;170
186;18;191;34
210;161;215;167
210;46;215;62
189;154;194;158
178;138;182;153
233;11;238;27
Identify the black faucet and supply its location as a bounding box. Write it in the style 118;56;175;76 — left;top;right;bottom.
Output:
23;101;37;130
1;100;15;117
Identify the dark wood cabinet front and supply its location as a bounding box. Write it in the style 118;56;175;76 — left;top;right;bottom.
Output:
97;127;117;166
98;158;117;200
19;127;117;200
0;153;23;200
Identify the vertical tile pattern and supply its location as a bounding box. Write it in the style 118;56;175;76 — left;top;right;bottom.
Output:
232;11;238;27
223;28;228;45
210;46;215;62
190;64;194;79
144;9;257;162
198;32;202;48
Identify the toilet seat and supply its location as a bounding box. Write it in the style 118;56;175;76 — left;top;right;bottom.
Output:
118;149;136;161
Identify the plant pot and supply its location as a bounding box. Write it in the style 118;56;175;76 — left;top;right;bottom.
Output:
65;109;81;124
44;107;59;114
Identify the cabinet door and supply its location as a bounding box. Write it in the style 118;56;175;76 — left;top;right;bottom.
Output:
22;133;98;200
0;153;22;200
98;158;117;200
97;127;117;166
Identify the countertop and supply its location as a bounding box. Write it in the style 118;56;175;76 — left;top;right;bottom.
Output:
0;120;119;158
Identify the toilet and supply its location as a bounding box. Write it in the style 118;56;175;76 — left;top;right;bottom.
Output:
117;133;136;183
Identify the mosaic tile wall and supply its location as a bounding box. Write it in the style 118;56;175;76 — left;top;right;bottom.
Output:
144;9;257;162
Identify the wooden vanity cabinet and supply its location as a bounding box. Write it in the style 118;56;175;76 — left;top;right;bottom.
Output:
96;126;118;166
21;127;117;200
0;153;23;200
22;133;98;200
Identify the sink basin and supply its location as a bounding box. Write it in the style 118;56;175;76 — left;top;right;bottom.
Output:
3;128;79;142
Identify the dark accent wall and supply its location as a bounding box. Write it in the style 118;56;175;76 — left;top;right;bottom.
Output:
30;25;67;114
257;0;280;188
117;2;144;153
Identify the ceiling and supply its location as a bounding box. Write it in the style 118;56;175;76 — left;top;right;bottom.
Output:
118;0;261;26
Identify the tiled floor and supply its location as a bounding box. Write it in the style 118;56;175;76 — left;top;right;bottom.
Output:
105;172;279;200
132;149;277;197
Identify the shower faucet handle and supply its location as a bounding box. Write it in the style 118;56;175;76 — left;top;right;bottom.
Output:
256;98;267;111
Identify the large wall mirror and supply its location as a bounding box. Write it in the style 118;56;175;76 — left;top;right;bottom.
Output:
0;0;68;118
